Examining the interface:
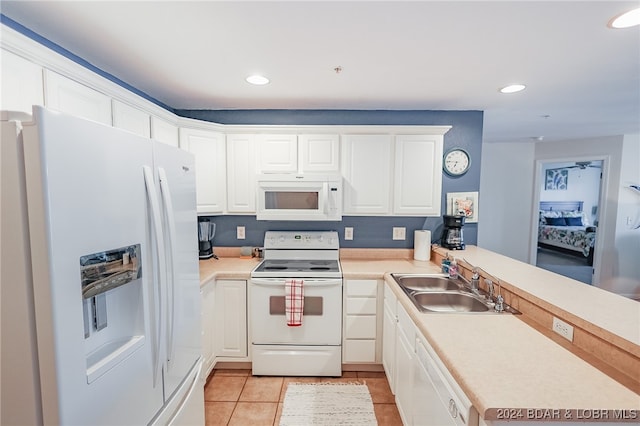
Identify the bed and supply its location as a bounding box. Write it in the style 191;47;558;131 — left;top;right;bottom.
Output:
538;201;596;265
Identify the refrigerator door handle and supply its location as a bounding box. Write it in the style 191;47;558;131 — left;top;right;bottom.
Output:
143;165;166;389
158;167;177;364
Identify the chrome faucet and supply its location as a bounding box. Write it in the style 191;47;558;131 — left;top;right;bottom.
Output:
470;267;481;295
485;278;494;302
494;280;505;313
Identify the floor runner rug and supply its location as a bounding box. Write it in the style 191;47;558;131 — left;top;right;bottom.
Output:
280;382;378;425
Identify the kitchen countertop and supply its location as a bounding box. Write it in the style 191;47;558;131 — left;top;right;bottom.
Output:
384;277;640;422
199;256;260;284
199;247;640;422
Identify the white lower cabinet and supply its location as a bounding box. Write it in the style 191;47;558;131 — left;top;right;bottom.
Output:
382;282;397;393
343;280;381;363
201;280;216;378
213;280;248;359
395;302;415;425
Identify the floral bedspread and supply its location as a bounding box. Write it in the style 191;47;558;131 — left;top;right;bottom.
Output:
538;225;595;257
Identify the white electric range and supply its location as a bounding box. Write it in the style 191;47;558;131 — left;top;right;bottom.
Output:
250;231;343;376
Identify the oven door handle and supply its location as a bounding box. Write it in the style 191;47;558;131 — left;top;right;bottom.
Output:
250;278;342;287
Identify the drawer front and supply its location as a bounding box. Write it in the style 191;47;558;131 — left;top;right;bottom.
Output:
344;339;376;363
345;280;378;297
345;315;377;339
346;297;377;315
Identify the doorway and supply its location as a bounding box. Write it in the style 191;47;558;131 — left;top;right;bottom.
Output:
532;158;605;284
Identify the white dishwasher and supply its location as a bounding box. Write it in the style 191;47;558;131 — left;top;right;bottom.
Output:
413;334;478;426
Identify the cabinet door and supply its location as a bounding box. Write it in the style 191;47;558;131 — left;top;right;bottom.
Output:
257;134;297;173
382;283;398;392
226;134;256;213
201;281;216;378
298;134;340;173
179;128;226;214
151;116;179;147
341;134;392;214
395;312;415;426
1;49;44;115
394;135;443;216
112;100;150;138
214;280;247;358
382;297;397;393
44;70;112;125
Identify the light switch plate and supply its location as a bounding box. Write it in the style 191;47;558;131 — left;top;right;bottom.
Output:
237;226;246;240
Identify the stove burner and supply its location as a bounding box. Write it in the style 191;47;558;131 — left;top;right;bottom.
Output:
265;266;288;270
310;267;330;270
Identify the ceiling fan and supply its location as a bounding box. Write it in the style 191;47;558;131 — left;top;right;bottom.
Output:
565;161;602;170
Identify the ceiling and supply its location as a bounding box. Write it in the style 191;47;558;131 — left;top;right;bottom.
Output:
2;1;639;143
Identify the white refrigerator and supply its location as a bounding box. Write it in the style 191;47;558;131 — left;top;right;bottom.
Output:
1;106;204;425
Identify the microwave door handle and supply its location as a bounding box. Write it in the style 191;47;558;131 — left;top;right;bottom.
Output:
323;182;329;215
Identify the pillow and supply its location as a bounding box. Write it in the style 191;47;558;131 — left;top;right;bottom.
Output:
546;217;567;226
562;210;590;226
542;210;563;218
565;217;583;226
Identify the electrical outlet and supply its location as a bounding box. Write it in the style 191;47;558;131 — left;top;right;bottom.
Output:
392;227;406;240
237;226;246;240
552;317;574;342
344;227;354;240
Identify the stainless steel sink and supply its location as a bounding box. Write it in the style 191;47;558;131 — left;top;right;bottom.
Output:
410;291;490;313
390;273;520;314
390;274;460;292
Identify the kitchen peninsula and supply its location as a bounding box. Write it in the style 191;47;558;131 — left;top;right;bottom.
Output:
200;245;640;424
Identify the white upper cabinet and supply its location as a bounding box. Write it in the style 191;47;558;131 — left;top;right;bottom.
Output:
150;116;179;147
112;100;150;138
257;133;340;174
226;134;256;213
1;49;44;116
44;70;112;125
393;134;443;216
298;134;340;173
179;127;226;214
257;134;298;173
341;134;393;215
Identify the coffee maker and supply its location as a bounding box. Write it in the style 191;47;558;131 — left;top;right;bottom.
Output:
198;218;218;259
440;215;465;250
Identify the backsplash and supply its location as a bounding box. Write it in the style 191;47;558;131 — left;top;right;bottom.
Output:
200;215;478;249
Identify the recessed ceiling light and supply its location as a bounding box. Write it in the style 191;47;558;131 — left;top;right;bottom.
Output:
499;84;526;94
609;7;640;28
246;75;269;85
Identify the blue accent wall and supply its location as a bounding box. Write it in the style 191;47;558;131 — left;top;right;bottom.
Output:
180;109;484;249
1;16;484;250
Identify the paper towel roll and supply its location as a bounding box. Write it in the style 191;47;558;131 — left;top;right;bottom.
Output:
414;230;431;261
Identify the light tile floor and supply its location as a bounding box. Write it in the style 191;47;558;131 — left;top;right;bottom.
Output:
204;368;403;425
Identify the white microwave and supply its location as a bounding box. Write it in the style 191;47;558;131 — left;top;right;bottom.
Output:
256;174;342;221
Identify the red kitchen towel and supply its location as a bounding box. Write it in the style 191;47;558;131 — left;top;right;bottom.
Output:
285;279;304;326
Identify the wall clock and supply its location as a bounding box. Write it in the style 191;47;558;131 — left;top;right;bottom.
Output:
443;148;471;177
